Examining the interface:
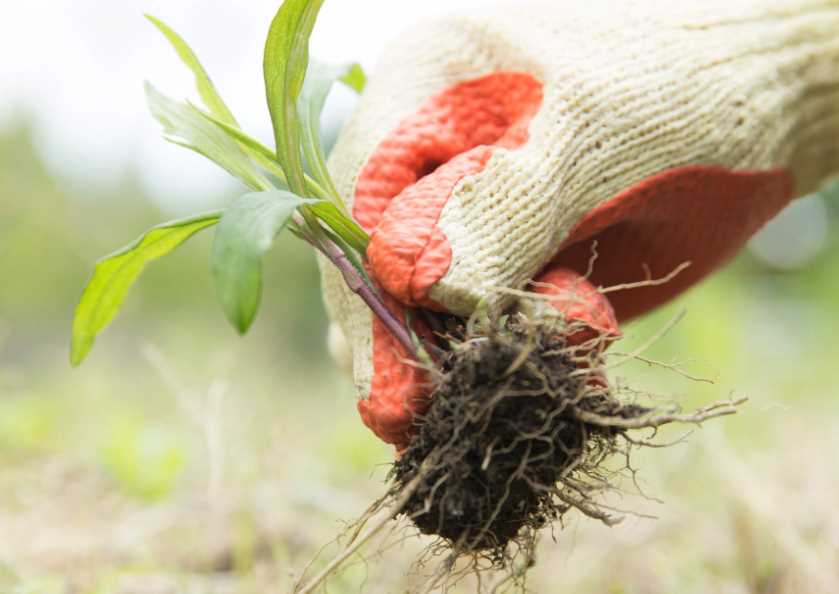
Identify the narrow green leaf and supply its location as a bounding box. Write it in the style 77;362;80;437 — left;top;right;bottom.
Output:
212;190;314;334
296;60;371;251
145;82;269;191
146;15;238;126
71;212;222;366
340;63;366;94
299;60;353;204
309;201;369;253
194;107;337;202
194;107;290;185
263;0;325;195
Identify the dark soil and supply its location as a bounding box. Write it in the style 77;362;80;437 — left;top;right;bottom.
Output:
391;325;647;555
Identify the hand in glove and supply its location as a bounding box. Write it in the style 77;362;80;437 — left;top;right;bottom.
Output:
321;0;839;448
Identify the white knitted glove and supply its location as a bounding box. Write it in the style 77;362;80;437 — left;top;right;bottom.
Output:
321;0;839;447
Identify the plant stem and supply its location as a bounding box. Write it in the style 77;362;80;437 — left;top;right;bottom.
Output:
323;238;421;360
293;213;421;361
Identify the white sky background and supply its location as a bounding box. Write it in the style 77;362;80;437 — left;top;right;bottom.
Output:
0;0;484;213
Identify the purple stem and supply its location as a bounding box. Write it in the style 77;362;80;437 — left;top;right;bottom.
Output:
298;216;421;361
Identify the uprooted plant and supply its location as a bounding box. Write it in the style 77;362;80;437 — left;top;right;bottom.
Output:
292;305;744;594
69;1;746;591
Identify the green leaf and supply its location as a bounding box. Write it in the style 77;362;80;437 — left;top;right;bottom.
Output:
195;107;339;203
263;0;325;196
71;213;221;366
189;103;366;253
145;82;269;191
309;201;368;253
299;60;353;204
192;107;306;191
195;108;291;185
195;106;370;251
340;63;366;94
212;190;313;334
146;15;238;126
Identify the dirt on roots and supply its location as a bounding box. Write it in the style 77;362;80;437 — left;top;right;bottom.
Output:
390;318;651;558
294;308;744;594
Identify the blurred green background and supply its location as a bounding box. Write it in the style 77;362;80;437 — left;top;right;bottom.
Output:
1;111;839;591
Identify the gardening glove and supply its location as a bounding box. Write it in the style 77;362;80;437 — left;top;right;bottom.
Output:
321;0;839;448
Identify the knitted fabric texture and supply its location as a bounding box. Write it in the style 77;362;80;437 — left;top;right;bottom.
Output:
321;0;839;415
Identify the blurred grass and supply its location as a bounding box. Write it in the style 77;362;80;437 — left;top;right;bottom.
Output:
1;120;838;593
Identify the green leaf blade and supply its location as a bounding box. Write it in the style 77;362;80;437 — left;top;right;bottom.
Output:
193;108;295;188
146;15;238;126
309;201;369;253
298;60;353;204
212;190;312;334
263;0;325;196
71;213;222;366
340;63;366;94
145;83;269;191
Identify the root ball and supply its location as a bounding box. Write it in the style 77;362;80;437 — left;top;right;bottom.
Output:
391;324;647;555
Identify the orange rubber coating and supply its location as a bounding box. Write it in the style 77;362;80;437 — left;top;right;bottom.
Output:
351;72;795;447
530;267;621;347
357;292;434;446
552;165;794;322
353;72;543;448
356;72;543;308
